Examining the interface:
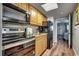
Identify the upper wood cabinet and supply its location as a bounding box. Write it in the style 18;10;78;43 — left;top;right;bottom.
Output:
37;11;47;26
14;3;29;12
13;3;47;26
29;5;38;25
42;16;48;26
21;3;28;11
37;11;43;26
29;4;47;26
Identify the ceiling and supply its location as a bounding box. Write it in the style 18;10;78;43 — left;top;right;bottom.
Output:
31;3;77;19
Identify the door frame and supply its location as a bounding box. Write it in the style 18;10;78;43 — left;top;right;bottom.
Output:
68;14;73;48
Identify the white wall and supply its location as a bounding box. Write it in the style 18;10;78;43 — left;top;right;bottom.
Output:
72;11;79;55
53;20;57;43
73;28;79;55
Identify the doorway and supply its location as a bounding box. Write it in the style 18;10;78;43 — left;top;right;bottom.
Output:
57;22;69;45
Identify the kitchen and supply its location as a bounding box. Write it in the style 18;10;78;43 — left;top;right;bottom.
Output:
1;3;49;56
0;3;77;56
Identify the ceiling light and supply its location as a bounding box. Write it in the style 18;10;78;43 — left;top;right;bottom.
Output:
41;3;58;12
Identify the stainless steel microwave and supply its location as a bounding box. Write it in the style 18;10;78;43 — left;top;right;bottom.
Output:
3;5;30;23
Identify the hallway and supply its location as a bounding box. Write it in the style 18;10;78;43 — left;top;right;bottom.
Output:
50;39;75;56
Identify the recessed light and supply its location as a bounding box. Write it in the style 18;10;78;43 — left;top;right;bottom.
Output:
41;3;58;12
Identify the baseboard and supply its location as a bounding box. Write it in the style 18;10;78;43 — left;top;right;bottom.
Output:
73;48;78;56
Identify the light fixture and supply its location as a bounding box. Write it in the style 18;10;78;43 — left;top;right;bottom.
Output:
41;3;58;12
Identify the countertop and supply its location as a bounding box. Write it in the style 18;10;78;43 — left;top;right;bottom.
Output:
35;33;47;37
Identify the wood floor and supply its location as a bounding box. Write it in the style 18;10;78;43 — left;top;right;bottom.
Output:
50;39;75;56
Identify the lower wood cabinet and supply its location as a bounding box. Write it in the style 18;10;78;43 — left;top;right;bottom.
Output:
35;33;47;56
42;35;47;51
35;38;43;56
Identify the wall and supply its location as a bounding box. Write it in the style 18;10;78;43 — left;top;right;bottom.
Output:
53;20;57;44
72;10;79;55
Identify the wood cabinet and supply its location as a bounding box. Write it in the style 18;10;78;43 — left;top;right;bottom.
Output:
14;3;29;12
37;12;43;26
29;5;38;25
37;11;47;26
29;4;47;26
42;34;47;51
35;37;43;56
42;16;48;26
13;3;47;26
35;33;47;56
14;3;22;9
21;3;28;11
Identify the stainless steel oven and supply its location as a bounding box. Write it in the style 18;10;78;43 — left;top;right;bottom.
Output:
2;27;25;45
2;4;31;45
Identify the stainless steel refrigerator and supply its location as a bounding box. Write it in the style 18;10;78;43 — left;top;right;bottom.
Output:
47;21;53;49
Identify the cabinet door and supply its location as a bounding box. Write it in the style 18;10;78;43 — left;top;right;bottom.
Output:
14;3;28;12
35;37;43;56
45;35;47;49
42;16;48;26
21;3;26;11
29;5;38;25
15;3;22;9
26;3;29;12
42;35;47;52
21;3;29;11
38;12;43;26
